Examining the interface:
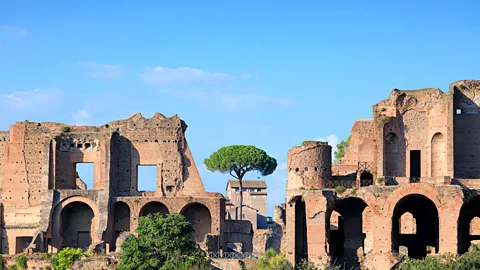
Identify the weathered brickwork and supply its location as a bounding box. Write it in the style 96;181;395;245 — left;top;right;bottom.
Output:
0;113;225;255
286;80;480;270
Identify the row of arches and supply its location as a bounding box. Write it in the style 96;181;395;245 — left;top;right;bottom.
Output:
293;193;480;267
59;200;212;251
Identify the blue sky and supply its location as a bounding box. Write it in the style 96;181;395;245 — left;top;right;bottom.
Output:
1;0;479;216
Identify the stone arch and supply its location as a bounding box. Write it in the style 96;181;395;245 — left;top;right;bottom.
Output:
139;201;169;217
290;196;308;265
51;196;100;252
386;184;442;215
392;194;439;259
458;195;480;253
360;172;373;187
181;203;212;243
328;197;367;269
61;202;94;249
431;132;446;177
112;202;130;251
384;132;404;177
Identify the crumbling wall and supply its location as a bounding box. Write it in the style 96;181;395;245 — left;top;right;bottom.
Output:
452;80;480;178
374;88;453;178
107;112;205;197
287;141;332;190
342;119;376;167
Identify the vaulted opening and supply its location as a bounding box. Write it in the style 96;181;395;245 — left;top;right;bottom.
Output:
360;172;373;187
392;194;439;259
293;196;308;265
112;202;130;251
458;196;480;254
329;197;367;269
61;202;94;249
181;203;212;243
140;202;169;217
431;133;446;177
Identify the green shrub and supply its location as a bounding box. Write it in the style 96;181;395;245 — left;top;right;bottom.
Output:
398;253;455;270
335;186;346;194
119;213;209;270
377;176;385;184
7;265;17;270
350;187;358;196
14;254;27;270
44;265;52;270
51;247;86;270
456;244;480;269
60;124;70;132
255;248;292;270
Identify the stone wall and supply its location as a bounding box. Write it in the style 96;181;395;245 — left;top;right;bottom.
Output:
287;141;332;190
0;112;224;255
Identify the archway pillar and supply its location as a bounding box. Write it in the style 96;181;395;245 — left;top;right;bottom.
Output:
305;192;330;266
439;202;462;253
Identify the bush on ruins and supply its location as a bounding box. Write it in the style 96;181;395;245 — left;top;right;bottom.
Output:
398;244;480;270
118;213;210;270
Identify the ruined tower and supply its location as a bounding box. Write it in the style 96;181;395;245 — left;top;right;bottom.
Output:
287;141;332;190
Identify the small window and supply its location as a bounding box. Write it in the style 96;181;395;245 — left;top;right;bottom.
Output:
305;167;309;171
242;188;246;192
250;188;254;192
257;188;261;192
456;109;462;115
235;188;239;192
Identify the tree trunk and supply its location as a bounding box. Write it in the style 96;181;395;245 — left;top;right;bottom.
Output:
239;179;243;220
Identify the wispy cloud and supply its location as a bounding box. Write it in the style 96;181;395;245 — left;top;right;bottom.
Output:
72;109;91;125
277;162;288;171
2;89;62;109
0;26;28;37
141;66;244;85
77;61;123;79
316;134;340;148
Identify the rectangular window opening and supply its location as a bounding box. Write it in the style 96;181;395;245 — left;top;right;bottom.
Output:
138;165;157;192
76;163;94;190
456;108;462;115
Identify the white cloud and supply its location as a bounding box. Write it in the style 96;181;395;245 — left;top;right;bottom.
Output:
316;134;340;148
0;26;27;37
277;162;288;171
141;66;239;85
2;89;62;109
72;109;91;125
77;61;123;79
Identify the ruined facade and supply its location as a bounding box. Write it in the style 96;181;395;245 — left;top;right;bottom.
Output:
286;80;480;269
0;112;224;254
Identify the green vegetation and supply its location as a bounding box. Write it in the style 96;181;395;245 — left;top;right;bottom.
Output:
60;124;70;132
44;265;52;270
398;244;480;270
255;248;292;270
204;145;277;220
335;186;346;194
13;254;26;270
119;213;210;270
334;136;351;161
7;266;16;270
51;247;86;270
350;187;358;196
377;176;385;184
379;114;391;125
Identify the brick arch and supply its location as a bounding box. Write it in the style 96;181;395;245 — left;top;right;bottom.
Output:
180;202;212;243
50;196;100;252
385;184;442;216
139;201;170;217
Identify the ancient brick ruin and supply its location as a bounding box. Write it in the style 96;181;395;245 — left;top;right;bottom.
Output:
0;112;224;254
286;80;480;269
